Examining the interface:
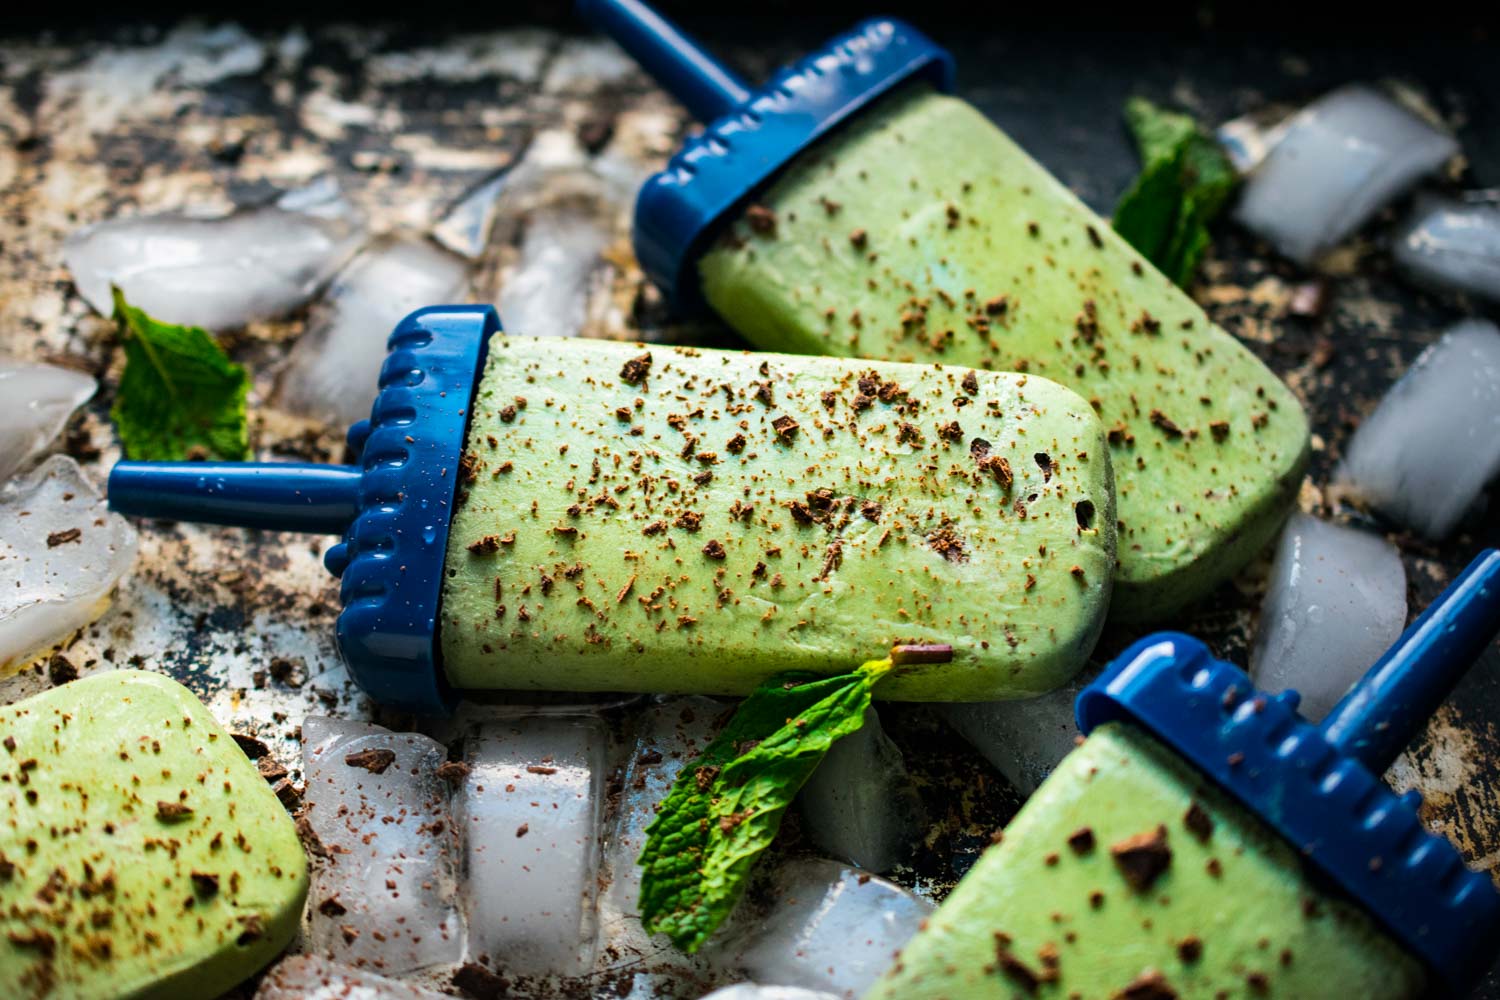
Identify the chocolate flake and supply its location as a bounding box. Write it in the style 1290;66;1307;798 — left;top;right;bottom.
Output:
46;528;81;547
344;748;397;774
1177;936;1203;963
619;353;653;386
702;539;727;560
318;896;347;917
772;415;800;442
1149;409;1182;437
1110;825;1172;892
155;801;194;823
1067;827;1096;855
1183;802;1214;842
452;961;511;1000
745;204;777;236
190;871;219;896
437;761;472;784
1115;969;1178;999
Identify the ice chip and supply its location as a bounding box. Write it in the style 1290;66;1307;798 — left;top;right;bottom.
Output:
698;986;841;1000
1393;195;1500;302
498;210;613;339
278;237;469;425
1337;320;1500;538
432;173;509;260
797;707;924;873
1250;514;1407;721
454;713;608;978
709;859;934;999
63;184;363;330
0;455;137;672
301;717;464;975
938;670;1096;796
0;360;95;484
255;955;451;1000
1234;85;1458;266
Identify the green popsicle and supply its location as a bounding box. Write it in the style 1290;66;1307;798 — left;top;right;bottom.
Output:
440;334;1115;700
866;723;1425;999
698;85;1309;621
0;671;308;1000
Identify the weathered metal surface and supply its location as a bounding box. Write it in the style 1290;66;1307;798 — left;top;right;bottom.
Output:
1;14;1497;997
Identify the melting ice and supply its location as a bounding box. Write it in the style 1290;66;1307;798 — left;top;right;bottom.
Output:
0;360;95;484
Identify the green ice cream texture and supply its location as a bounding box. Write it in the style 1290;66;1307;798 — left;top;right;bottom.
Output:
699;84;1309;621
0;671;308;1000
868;722;1426;1000
440;334;1115;700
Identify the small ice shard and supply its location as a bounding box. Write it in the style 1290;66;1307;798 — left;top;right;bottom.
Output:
1336;320;1500;538
255;955;450;1000
278;237;469;426
1250;514;1407;721
796;707;924;873
1215;108;1294;176
301;717;464;975
0;456;137;673
1234;85;1459;266
454;713;608;979
1393;195;1500;302
63;182;363;330
937;671;1094;796
0;360;95;484
541;38;641;94
710;859;934;999
432;173;509;260
698;987;841;1000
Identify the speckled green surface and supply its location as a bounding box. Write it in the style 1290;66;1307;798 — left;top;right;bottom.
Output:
0;671;308;1000
699;85;1309;621
867;722;1425;1000
440;335;1115;701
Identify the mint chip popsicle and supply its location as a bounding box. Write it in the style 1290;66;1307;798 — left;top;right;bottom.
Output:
109;305;1115;714
870;549;1500;1000
0;671;309;1000
581;0;1310;621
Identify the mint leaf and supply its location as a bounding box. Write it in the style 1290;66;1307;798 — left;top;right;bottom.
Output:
110;287;250;461
1113;98;1238;287
638;657;894;952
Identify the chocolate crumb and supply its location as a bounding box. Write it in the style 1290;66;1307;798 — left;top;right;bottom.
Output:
155;801;193;823
996;949;1041;994
190;871;219;896
47;653;78;686
1209;420;1230;442
961;370;980;395
1116;969;1178;999
746;204;777;236
437;761;472;784
1067;827;1096;855
452;961;511;1000
1149;409;1182;437
849;228;868;249
230;733;269;760
1177;936;1203;963
772;415;800;442
344;748;396;774
619;353;653;386
1183;802;1214;842
46;528;81;547
1110;825;1172;892
702;539;727;560
516;823;529;837
1247;972;1269;994
318;896;347;917
526;765;557;775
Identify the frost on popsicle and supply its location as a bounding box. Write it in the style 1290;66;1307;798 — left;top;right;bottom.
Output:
1393;195;1500;302
277;237;469;426
1234;85;1458;266
796;706;925;873
938;669;1095;796
452;714;607;979
64;179;363;330
706;859;934;999
1250;514;1407;721
0;360;95;485
254;955;451;1000
300;718;464;975
1336;320;1500;539
0;455;137;673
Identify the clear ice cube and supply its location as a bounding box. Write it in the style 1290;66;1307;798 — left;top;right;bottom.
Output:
797;708;924;873
0;456;137;672
1393;194;1500;302
301;717;464;976
1234;85;1458;266
937;671;1094;796
0;360;95;484
277;237;470;426
1250;514;1408;721
63;183;362;330
1336;320;1500;538
432;173;509;260
255;955;450;1000
709;859;934;999
698;986;841;1000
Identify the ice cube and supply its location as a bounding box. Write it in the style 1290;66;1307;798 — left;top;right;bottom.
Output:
0;456;137;673
277;237;469;426
63;184;363;330
796;707;924;873
937;671;1095;796
255;955;451;1000
1250;514;1407;721
1393;195;1500;302
499;209;614;340
301;717;464;975
541;38;641;95
432;173;509;260
709;859;934;999
1336;320;1500;538
454;713;608;979
1234;85;1459;266
698;987;841;1000
0;360;95;484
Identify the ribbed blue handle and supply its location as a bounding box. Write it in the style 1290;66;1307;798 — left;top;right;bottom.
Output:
576;0;750;121
1321;548;1500;772
108;461;362;535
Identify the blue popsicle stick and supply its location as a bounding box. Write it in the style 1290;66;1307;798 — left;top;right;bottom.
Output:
109;461;362;535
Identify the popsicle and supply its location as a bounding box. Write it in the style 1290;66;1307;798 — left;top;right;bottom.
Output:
579;0;1309;621
109;305;1115;714
0;670;309;999
869;549;1500;999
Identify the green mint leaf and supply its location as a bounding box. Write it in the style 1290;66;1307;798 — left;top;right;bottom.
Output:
638;657;893;953
1113;98;1239;287
110;287;250;462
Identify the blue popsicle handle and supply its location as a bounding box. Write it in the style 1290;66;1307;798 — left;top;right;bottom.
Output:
576;0;751;121
109;461;362;536
1320;548;1500;772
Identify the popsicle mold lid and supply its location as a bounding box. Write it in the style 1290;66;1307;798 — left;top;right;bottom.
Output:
577;0;955;309
1077;549;1500;994
109;304;502;715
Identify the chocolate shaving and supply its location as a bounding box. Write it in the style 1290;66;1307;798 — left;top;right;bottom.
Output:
619;353;653;386
1115;969;1178;999
1183;802;1214;842
344;748;396;774
1110;825;1172;892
